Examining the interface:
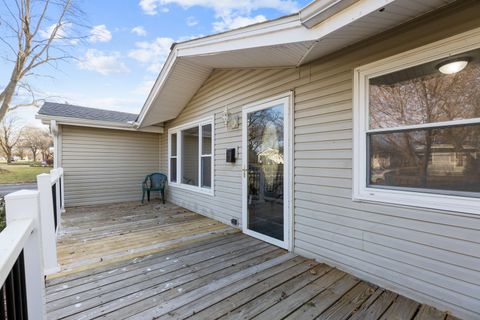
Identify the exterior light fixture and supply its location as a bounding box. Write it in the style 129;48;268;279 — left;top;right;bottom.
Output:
223;106;230;126
222;106;240;130
437;58;470;74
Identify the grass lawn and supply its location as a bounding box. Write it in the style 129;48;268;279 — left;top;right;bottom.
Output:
0;163;52;184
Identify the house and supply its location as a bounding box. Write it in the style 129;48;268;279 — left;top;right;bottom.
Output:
36;0;480;318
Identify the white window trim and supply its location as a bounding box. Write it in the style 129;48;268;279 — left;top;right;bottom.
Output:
353;27;480;216
168;116;214;196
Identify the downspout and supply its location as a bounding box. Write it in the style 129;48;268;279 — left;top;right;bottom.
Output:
50;120;60;169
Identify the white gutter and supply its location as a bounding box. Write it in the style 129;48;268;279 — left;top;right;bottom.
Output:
36;114;164;133
300;0;360;28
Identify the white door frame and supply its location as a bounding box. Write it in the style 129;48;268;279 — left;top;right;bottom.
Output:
241;92;293;251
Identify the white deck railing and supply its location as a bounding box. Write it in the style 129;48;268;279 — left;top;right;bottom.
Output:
0;167;65;319
37;167;64;275
1;190;47;319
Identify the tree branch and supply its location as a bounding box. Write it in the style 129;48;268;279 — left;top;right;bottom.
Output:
31;0;50;38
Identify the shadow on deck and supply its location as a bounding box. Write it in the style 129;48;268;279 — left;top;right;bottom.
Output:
46;200;457;320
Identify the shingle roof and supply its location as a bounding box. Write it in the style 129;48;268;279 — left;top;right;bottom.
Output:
38;102;138;124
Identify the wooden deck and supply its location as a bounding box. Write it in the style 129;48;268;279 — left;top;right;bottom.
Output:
46;200;456;320
53;200;235;275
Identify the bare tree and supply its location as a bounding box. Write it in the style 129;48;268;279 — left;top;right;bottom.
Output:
38;127;52;162
20;126;38;161
0;0;85;121
369;62;480;189
13;145;27;160
0;114;23;163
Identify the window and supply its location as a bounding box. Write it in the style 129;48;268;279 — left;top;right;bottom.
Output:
181;127;199;186
170;133;177;182
201;124;212;188
168;117;214;194
354;33;480;214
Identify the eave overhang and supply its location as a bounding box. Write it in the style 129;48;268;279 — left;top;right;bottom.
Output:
137;0;455;128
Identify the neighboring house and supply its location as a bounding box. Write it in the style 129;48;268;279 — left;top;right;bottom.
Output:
37;102;162;205
37;1;480;319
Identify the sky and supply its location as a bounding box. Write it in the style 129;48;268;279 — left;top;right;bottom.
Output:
0;0;311;127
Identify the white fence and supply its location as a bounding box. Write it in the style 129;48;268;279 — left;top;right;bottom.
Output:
0;167;64;319
0;190;47;319
37;167;64;274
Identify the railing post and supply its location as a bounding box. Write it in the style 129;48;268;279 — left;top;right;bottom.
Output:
50;168;64;219
5;190;47;320
37;173;60;275
59;167;65;212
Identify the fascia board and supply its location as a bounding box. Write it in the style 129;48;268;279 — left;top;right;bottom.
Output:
36;114;163;133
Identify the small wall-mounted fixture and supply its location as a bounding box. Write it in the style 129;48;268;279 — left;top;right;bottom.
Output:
223;106;230;126
437;58;470;75
222;106;240;130
226;148;236;163
231;218;238;226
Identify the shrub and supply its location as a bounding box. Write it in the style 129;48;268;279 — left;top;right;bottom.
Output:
29;162;45;167
7;161;38;166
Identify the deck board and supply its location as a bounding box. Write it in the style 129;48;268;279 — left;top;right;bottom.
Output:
53;201;237;275
46;200;458;320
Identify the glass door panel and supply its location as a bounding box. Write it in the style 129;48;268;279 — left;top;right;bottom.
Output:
246;104;285;241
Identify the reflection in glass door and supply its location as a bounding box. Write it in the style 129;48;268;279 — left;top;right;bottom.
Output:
243;97;289;248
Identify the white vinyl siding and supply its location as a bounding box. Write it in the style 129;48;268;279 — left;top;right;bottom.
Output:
160;67;304;226
158;3;480;319
60;125;160;206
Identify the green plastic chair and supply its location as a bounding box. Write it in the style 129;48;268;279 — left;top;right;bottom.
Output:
142;173;167;204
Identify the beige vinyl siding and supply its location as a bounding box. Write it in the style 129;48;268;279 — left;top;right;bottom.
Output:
61;125;160;206
161;67;306;225
159;2;480;318
292;4;480;319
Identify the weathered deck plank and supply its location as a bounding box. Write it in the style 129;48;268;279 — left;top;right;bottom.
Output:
47;238;266;306
49;244;282;318
184;264;331;320
215;264;337;320
47;232;247;288
52;200;238;275
46;200;458;320
281;274;359;320
349;290;398;320
415;305;448;320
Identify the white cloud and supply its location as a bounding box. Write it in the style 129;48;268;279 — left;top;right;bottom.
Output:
139;0;160;15
88;25;112;43
128;37;174;73
80;97;142;112
131;26;147;36
134;79;156;95
39;23;67;39
213;14;266;32
39;22;78;44
78;49;129;75
41;90;143;114
186;16;198;27
138;0;298;16
138;0;298;31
